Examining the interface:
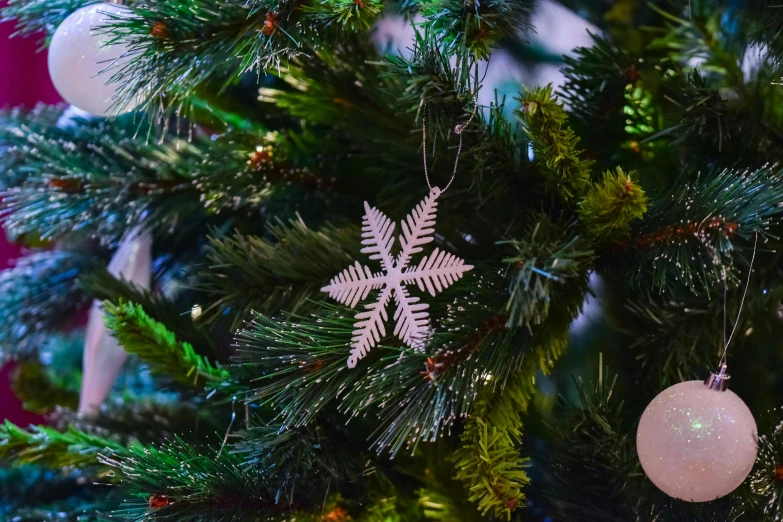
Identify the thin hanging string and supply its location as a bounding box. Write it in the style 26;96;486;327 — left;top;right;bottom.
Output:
722;279;727;350
422;95;479;193
720;232;759;366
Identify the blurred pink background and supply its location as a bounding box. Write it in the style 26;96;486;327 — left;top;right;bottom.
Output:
1;6;61;424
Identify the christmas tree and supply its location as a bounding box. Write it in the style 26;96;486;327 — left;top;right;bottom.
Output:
2;0;783;520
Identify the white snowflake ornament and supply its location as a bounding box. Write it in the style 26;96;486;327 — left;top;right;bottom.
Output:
322;187;473;368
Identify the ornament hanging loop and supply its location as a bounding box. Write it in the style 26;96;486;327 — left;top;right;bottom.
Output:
422;94;479;194
705;363;730;391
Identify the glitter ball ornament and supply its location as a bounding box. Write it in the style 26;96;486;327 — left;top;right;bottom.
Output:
636;372;758;502
48;3;140;117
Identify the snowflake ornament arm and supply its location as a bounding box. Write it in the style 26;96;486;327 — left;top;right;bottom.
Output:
361;201;396;272
321;188;473;368
396;187;440;268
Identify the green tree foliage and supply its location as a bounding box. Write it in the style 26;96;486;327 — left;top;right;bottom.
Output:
517;85;594;201
3;0;783;520
103;300;229;388
196;220;360;326
0;251;92;359
502;216;593;329
579;167;648;243
0;422;124;473
10;360;80;414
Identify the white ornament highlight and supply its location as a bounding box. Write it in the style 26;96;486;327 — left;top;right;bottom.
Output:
636;380;758;502
322;187;473;368
79;229;152;415
48;3;140;117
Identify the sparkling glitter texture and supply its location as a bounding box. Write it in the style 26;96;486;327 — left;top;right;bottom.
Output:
48;3;140;117
636;380;758;502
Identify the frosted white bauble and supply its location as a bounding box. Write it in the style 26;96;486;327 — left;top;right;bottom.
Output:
48;3;140;117
636;380;758;502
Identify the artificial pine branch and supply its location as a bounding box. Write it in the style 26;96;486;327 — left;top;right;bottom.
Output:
0;422;124;473
619;297;722;393
0;105;64;190
621;166;783;295
656;68;783;168
53;398;223;446
0;0;100;41
383;30;476;145
751;408;783;521
261;40;419;186
448;267;586;519
740;0;783;70
0;107;328;247
378;33;532;218
541;364;640;521
197;220;360;326
559;32;635;130
234;306;368;428
97;0;384;119
579;167;648;243
344;265;585;456
501;216;593;329
558;31;659;176
103;300;229;389
100;437;278;522
266;32;529;229
516;85;594;201
0;465;114;522
232;422;377;503
451;375;533;520
10;360;80;414
0;251;93;359
82;266;219;361
648;4;746;88
338;277;515;455
419;0;534;59
0;110;211;244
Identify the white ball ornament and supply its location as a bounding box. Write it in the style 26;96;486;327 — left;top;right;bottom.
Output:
48;3;140;117
636;367;758;502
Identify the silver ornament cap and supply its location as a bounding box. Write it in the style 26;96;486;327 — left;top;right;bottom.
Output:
704;363;730;391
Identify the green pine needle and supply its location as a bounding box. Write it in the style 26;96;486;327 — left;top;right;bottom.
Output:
579;167;648;243
501;216;593;330
0;0;100;41
10;360;80;414
103;300;229;388
83;265;219;361
451;375;534;520
0;251;92;360
543;363;640;521
625;166;783;295
0;422;124;472
197;220;360;327
516;85;594;201
93;0;385;119
234;306;366;428
420;0;534;59
301;0;383;32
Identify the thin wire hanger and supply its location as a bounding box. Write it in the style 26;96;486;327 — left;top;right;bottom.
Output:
422;94;480;194
719;231;759;368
